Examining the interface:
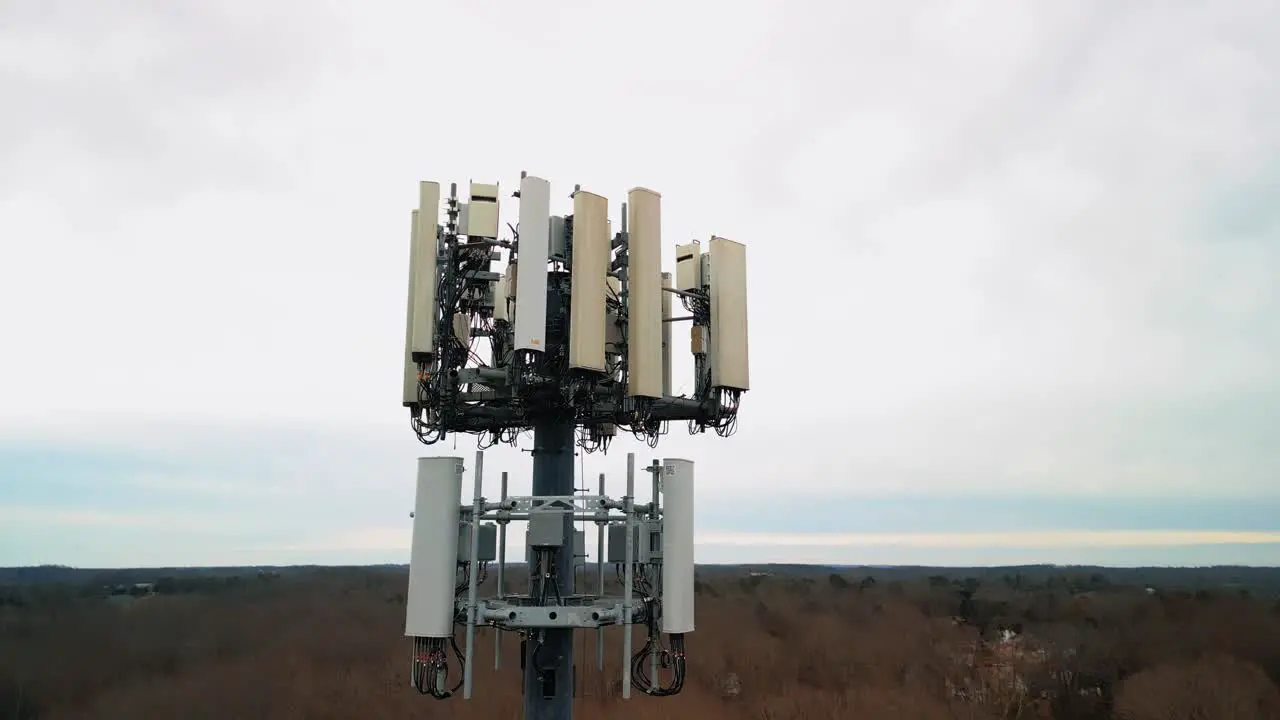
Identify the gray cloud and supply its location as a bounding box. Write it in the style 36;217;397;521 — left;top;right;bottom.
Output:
2;1;1279;564
0;1;341;199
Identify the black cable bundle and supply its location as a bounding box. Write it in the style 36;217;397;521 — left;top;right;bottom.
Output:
412;636;465;699
626;586;686;696
630;632;686;697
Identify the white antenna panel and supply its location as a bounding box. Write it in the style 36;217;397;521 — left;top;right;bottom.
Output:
661;271;673;396
406;457;464;638
674;241;702;292
410;181;441;360
465;182;500;239
514;175;551;352
660;458;696;634
626;187;663;398
568;190;609;372
403;210;421;407
708;236;749;391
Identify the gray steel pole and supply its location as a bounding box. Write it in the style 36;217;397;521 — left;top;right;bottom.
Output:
522;421;576;719
648;460;660;689
463;451;483;699
496;470;508;671
622;453;635;699
596;472;605;672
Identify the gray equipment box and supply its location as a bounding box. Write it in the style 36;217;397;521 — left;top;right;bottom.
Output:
607;521;662;564
457;522;498;563
528;512;565;547
525;529;587;567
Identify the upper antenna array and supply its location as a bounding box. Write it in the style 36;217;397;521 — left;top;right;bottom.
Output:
402;175;751;451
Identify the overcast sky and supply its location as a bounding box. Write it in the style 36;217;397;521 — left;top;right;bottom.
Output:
2;0;1278;568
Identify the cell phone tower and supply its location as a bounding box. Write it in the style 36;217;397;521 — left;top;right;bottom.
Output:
399;174;749;720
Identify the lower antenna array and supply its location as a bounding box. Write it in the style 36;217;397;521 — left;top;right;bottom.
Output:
404;450;696;702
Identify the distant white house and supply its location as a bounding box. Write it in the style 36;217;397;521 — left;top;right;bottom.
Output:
106;582;157;597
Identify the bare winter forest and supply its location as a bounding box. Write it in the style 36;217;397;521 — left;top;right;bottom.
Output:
4;564;1280;719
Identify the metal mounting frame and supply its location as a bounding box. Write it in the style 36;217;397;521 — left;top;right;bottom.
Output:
449;451;668;703
473;596;638;630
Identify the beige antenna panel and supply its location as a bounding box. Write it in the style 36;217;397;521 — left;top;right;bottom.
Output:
505;262;518;328
568;190;609;372
453;313;471;346
675;241;702;292
403;209;421;406
465;181;500;239
493;269;510;323
626;187;663;398
410;181;441;360
708;236;749;391
661;271;673;396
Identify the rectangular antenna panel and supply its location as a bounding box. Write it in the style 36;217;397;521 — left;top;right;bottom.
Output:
626;187;663;398
675;241;702;292
471;182;500;199
465;181;500;239
452;313;470;345
493;268;510;322
403;210;421;406
548;215;568;258
568;190;609;372
410;181;441;361
406;457;464;638
513;175;551;351
605;276;623;349
691;325;708;354
661;271;673;396
661;458;695;634
708;236;749;390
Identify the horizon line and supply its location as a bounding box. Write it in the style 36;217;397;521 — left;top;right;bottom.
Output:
7;561;1280;571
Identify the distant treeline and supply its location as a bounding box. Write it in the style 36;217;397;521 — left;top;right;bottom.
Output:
4;562;1280;595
